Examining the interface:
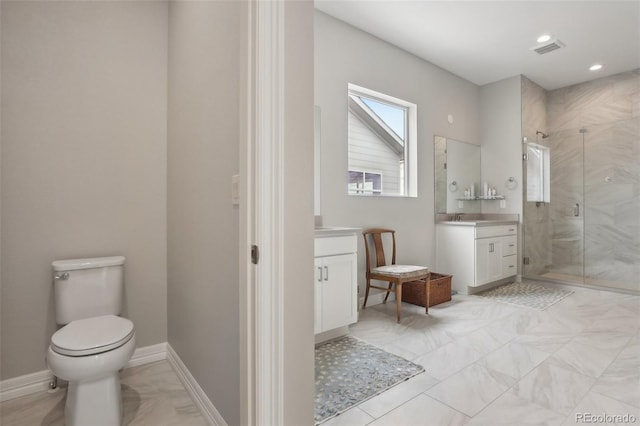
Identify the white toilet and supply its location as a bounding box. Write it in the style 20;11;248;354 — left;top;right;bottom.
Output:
46;256;136;426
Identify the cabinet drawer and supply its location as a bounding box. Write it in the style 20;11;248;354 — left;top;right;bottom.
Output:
315;235;357;257
476;224;517;239
502;235;517;256
502;254;517;277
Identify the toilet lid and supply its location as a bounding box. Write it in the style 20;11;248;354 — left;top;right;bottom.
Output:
51;315;135;356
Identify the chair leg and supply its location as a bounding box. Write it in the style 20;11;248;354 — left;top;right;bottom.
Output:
382;282;393;304
396;282;402;323
363;278;371;309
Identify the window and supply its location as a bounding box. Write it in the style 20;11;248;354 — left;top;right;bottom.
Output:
347;84;417;197
526;143;551;203
348;170;382;195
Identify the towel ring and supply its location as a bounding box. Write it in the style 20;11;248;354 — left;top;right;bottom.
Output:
505;177;518;190
449;181;458;192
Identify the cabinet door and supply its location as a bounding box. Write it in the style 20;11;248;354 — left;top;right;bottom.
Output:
475;237;502;286
319;253;358;332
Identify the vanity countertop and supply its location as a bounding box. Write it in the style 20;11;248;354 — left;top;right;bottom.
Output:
314;227;361;236
438;220;518;227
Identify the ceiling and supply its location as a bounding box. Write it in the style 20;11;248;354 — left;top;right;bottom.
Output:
314;1;640;90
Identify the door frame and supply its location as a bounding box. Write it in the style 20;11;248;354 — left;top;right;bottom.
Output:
239;1;286;424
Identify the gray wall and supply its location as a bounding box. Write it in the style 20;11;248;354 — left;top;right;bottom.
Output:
1;0;168;380
283;2;315;424
546;70;640;291
315;11;480;295
166;1;240;424
479;76;523;216
521;76;551;277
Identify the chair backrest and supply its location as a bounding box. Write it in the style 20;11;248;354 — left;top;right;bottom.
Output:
362;228;397;273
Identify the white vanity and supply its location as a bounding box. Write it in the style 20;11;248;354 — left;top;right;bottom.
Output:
436;219;518;295
314;227;359;342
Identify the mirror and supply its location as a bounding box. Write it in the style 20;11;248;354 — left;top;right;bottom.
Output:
434;135;481;214
315;106;321;216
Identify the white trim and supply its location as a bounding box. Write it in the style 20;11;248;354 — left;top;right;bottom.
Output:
0;370;52;403
314;326;350;345
166;344;227;426
0;342;168;402
125;342;167;369
240;1;286;425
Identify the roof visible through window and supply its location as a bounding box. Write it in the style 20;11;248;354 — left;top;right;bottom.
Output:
359;96;406;141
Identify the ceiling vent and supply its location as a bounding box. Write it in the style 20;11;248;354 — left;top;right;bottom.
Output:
530;39;565;55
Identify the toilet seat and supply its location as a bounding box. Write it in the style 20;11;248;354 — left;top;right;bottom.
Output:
51;315;134;357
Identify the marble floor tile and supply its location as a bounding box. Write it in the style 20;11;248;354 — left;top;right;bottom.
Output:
378;341;420;361
511;360;596;415
591;336;640;408
479;342;549;379
321;407;374;426
367;394;470;426
388;323;453;356
485;309;543;341
425;363;516;417
0;387;66;426
413;339;485;381
513;321;578;354
584;307;640;334
456;324;514;355
549;331;633;378
357;372;439;419
563;391;640;425
465;392;566;426
0;361;206;426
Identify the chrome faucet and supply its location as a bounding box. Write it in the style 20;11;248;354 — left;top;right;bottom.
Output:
450;213;465;221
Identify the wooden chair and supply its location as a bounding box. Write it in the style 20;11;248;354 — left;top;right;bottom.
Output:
362;228;431;322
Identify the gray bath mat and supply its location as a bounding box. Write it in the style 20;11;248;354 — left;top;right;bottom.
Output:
314;335;424;424
478;281;573;310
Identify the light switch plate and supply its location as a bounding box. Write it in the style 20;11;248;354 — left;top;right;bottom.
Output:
232;174;239;206
500;199;506;209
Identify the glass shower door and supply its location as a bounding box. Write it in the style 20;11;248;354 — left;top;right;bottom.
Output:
583;118;640;292
523;129;585;283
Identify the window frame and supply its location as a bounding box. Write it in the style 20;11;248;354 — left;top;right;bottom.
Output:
347;83;418;198
348;169;383;195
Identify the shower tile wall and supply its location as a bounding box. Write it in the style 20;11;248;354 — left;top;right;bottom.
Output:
521;77;550;277
546;70;640;292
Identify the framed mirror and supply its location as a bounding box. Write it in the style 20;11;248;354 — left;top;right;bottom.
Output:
434;135;481;214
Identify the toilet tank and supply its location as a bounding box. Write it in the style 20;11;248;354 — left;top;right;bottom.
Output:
52;256;126;325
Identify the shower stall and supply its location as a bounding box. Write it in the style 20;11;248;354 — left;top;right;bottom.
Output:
522;71;640;294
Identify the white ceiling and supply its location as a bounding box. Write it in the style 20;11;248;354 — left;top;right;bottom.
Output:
315;1;640;90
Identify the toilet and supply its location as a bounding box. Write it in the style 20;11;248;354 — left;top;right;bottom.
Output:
46;256;135;426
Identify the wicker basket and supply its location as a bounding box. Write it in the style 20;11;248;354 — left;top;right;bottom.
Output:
401;273;452;307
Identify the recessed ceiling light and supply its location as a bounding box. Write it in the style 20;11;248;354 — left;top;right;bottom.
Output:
537;34;551;43
589;64;603;71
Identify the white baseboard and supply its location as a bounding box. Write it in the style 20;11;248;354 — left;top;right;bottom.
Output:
166;344;227;426
0;342;167;403
0;370;53;403
315;326;350;344
126;342;167;369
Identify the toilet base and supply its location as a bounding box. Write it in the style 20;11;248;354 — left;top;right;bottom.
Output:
65;373;123;426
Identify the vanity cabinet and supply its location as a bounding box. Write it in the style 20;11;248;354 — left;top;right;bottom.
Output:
314;231;358;334
436;223;518;295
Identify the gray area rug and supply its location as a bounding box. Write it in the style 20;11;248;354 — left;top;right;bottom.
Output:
478;281;573;310
314;335;424;424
